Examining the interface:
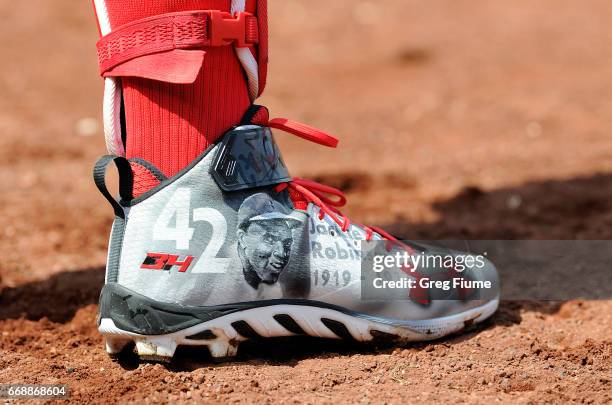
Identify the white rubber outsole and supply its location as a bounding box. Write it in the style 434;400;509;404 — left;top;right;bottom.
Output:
99;298;499;362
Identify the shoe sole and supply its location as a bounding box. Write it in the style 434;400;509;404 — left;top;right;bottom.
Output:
98;298;499;362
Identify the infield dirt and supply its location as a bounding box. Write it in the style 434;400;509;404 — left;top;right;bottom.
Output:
0;1;610;403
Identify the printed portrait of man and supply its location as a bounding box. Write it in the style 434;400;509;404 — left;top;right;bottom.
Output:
236;193;303;289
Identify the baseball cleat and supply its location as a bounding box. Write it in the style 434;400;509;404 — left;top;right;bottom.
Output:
93;122;499;363
90;2;499;363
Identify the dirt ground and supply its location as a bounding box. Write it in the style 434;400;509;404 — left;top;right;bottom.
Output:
0;0;611;403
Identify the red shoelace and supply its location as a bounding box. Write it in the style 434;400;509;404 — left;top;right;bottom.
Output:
269;118;414;255
268;117;435;303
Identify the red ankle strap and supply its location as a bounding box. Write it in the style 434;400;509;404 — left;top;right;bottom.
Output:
96;10;258;77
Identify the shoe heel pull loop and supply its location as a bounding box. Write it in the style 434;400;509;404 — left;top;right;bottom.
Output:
93;155;133;218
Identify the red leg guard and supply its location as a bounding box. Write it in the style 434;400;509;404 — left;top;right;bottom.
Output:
94;0;265;178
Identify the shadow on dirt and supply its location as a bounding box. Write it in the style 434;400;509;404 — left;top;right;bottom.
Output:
385;173;612;240
0;267;104;323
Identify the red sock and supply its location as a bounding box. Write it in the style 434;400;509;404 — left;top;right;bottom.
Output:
93;0;267;178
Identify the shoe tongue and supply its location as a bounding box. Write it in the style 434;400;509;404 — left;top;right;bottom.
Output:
129;160;166;197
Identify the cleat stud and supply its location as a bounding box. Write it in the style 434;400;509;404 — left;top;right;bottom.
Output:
154;340;177;358
105;338;131;355
135;339;177;362
135;340;157;357
208;341;237;359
